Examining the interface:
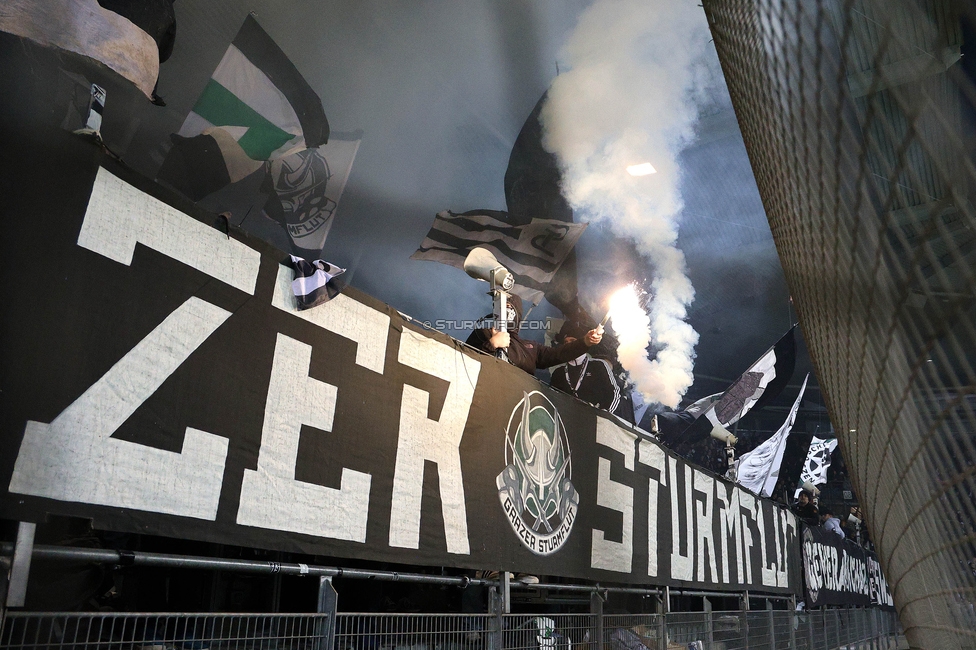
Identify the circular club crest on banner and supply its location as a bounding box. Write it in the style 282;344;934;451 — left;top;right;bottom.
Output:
802;526;820;604
496;391;579;555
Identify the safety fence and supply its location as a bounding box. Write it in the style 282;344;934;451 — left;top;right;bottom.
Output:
0;612;331;650
1;609;901;650
702;0;976;645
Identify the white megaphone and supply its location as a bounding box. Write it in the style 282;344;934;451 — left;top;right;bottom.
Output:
710;424;738;446
801;481;821;497
847;509;863;544
463;248;515;359
710;424;738;480
463;248;514;290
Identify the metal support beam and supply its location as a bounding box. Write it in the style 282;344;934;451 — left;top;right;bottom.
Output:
887;200;954;231
659;585;670;650
742;591;750;650
847;46;961;97
6;522;35;608
499;571;510;614
525;582;660;595
0;541;798;612
822;609;828;650
271;552;282;613
0;554;8;633
488;587;503;650
0;542;495;587
657;613;667;650
316;576;337;650
789;595;797;650
808;607;815;650
0;543;666;598
317;575;338;613
590;589;604;650
703;596;714;650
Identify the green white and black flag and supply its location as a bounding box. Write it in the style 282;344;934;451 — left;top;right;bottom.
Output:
179;13;328;159
411;210;587;306
157;14;359;253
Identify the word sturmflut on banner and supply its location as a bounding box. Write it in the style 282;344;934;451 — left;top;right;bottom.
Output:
1;159;800;594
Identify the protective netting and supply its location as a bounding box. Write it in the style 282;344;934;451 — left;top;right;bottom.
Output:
703;0;976;647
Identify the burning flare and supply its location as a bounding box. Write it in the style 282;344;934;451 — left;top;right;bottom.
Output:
540;0;709;408
607;283;694;408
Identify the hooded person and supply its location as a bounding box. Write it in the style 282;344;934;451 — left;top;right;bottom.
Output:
550;319;633;421
793;490;820;525
466;294;602;375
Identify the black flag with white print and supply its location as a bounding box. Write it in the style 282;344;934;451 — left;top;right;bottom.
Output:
794;436;838;498
673;327;796;446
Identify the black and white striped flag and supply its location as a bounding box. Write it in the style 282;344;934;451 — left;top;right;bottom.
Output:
289;255;346;310
410;210;587;305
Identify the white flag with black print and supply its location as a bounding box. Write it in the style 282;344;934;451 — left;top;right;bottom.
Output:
733;374;809;497
794;436;838;498
677;328;796;445
289;255;346;310
410;210;587;305
703;326;796;430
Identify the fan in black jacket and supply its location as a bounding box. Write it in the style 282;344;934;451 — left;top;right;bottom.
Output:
549;320;628;418
465;294;602;375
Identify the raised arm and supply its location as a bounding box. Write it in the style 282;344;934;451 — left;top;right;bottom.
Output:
535;328;603;369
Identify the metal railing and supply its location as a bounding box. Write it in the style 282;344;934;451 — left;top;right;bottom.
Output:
0;612;331;650
333;613;593;650
1;609;901;650
0;543;902;650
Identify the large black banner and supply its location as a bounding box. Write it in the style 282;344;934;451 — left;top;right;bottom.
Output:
801;525;893;607
0;132;800;594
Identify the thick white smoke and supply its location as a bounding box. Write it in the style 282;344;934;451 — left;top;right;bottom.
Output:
542;0;712;408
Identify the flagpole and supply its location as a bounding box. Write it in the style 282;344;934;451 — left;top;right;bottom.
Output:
726;400;748;481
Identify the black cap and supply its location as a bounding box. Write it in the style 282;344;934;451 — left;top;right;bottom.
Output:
555;319;589;343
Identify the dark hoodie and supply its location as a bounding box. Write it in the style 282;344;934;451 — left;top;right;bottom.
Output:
465;294;590;375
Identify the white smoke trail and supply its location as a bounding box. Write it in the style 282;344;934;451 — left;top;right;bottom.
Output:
542;0;712;408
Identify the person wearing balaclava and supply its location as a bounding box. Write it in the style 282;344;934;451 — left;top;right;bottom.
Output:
550;320;624;415
466;294;602;375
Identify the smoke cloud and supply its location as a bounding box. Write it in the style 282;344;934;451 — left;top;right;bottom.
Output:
541;0;712;408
